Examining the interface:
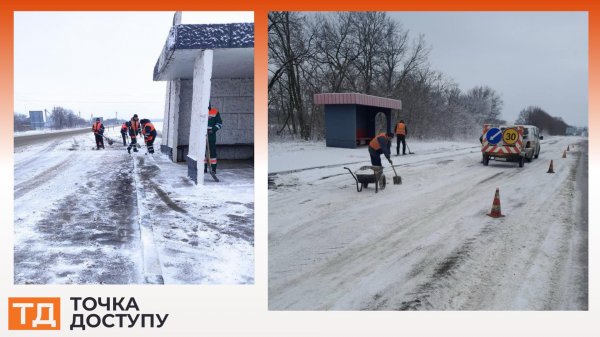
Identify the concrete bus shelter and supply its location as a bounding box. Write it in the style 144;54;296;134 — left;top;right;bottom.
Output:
314;93;402;148
154;13;254;184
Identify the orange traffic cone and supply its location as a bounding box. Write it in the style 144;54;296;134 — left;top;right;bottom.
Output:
562;150;567;158
567;145;570;151
487;187;505;218
547;160;555;173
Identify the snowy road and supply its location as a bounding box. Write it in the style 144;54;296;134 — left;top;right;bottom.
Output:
268;137;587;310
14;128;90;148
15;128;254;284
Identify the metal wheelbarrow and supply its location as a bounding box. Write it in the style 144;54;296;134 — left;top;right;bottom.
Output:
344;166;386;193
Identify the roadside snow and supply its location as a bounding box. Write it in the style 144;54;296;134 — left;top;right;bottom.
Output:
269;139;479;173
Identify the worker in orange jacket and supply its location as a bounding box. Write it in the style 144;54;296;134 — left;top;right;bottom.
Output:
127;114;141;154
395;119;407;155
368;132;394;167
140;119;157;154
120;122;128;146
92;117;105;150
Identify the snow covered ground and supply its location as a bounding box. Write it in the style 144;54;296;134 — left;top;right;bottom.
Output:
268;137;587;310
14;127;254;284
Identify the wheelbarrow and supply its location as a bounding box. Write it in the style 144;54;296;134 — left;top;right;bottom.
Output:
344;166;386;193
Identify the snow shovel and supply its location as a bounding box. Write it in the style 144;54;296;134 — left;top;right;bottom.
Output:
102;135;114;146
406;142;415;155
388;158;402;185
205;133;219;182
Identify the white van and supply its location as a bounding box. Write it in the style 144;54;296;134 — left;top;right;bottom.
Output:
517;125;543;161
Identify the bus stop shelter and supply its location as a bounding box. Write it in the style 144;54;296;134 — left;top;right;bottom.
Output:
314;93;402;148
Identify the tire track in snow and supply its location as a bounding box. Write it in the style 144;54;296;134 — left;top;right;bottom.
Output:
14;155;73;199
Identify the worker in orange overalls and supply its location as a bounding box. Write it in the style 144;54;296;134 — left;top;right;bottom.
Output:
120;121;129;146
140;119;157;154
395;119;407;156
205;104;223;173
127;114;141;154
92;117;105;150
368;132;394;167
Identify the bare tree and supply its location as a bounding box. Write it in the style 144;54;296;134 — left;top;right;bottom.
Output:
268;11;512;141
313;12;360;93
14;113;31;131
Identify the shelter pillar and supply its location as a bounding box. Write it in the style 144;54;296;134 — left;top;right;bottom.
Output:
187;49;213;184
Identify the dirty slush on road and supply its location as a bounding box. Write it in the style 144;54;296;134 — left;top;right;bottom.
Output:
14;130;254;284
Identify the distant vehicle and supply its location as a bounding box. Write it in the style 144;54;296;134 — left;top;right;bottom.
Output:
480;124;527;167
516;125;543;162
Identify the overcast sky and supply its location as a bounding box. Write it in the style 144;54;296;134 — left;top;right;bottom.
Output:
389;12;588;127
14;11;253;120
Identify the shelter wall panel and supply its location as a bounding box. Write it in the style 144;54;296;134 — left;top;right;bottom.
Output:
211;78;242;97
239;78;254;96
177;79;193;146
325;104;357;148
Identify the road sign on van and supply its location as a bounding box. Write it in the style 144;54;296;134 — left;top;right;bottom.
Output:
485;127;502;145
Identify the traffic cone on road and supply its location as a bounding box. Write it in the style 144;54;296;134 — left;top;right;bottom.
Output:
547;160;555;173
562;150;567;158
567;145;570;151
487;187;505;218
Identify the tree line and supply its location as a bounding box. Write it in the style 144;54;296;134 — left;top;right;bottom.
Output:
268;12;568;141
516;106;568;135
14;106;89;131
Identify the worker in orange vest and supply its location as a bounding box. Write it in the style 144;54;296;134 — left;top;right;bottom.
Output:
127;114;141;154
120;122;128;146
140;119;157;154
395;119;407;155
368;132;394;167
92;117;105;150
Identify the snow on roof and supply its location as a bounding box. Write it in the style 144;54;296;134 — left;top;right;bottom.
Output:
154;23;254;81
314;93;402;110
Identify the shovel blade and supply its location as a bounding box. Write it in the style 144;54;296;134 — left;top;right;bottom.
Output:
393;176;402;185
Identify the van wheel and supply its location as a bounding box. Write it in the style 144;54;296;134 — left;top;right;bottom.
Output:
526;155;532;162
534;148;540;159
519;156;525;168
483;155;489;166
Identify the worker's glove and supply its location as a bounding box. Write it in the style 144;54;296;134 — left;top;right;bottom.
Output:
212;126;219;133
387;158;393;165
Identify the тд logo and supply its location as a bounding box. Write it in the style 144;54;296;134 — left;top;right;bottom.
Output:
8;297;61;330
